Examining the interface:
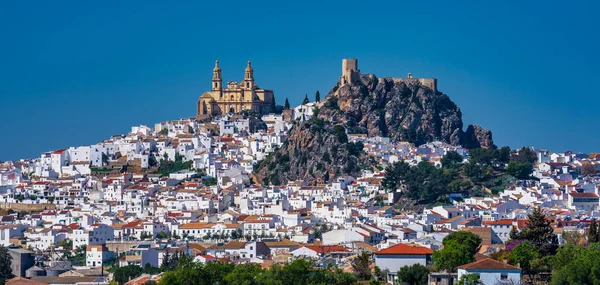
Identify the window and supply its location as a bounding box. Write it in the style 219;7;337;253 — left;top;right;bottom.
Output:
501;273;508;280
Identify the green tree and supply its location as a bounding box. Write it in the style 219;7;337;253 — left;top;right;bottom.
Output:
284;98;290;109
510;147;537;163
0;246;13;284
352;251;372;280
498;146;511;164
113;265;143;285
512;207;558;256
203;177;218;186
142;263;161;275
441;151;464;169
508;241;540;276
382;161;410;191
315;90;321;102
550;243;600;285
463;162;485;181
156;231;168;239
457;273;483;285
224;263;263;285
397;264;429;285
302;94;310;105
506;162;533;179
589;219;599;243
433;231;482;272
468;148;499;166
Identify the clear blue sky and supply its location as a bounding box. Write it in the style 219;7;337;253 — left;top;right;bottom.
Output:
1;1;598;161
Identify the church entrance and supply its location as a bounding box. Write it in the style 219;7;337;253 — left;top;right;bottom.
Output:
229;107;234;113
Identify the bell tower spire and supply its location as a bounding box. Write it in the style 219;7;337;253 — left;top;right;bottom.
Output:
212;60;222;91
244;60;254;90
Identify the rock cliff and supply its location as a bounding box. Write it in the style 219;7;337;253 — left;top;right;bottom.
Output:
318;74;495;148
254;73;494;185
253;121;375;185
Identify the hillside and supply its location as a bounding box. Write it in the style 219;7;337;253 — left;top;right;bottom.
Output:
253;119;375;185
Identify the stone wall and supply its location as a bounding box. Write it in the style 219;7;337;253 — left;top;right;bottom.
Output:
0;202;55;212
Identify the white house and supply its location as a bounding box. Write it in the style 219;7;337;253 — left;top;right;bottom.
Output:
457;258;521;285
374;243;433;282
86;245;114;268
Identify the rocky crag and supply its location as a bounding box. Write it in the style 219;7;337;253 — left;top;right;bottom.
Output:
253;121;375;185
254;72;494;185
318;74;494;148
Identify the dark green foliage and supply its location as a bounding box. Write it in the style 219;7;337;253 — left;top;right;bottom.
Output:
433;231;482;272
498;146;511;163
347;141;364;156
323;96;339;110
457;274;483;285
143;263;162;275
284;98;290;109
550;243;600;285
510;147;537;164
154;154;192;175
397;264;429;285
511;207;558;256
352;251;371;280
441;151;464;169
508;241;541;276
315;91;321;102
468;148;499;166
506;162;533;179
332;125;348;143
159;258;356;285
0;246;13;285
203;177;218;186
64;245;86;266
589;219;599;243
102;152;109;165
156;231;169;239
383;161;454;204
382;161;410;191
463;162;486;181
114;265;143;284
302;94;310;105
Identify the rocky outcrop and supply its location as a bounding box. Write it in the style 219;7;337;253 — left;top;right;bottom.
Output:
318;74;495;148
253;121;374;185
463;125;494;149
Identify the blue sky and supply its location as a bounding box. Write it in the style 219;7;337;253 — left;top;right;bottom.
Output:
0;1;598;161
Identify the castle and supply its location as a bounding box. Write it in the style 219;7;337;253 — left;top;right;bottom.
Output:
197;61;275;117
340;58;437;92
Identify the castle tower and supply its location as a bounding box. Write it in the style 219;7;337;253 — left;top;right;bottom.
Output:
341;58;359;85
212;60;222;93
243;61;254;90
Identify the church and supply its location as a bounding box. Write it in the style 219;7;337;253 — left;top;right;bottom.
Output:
197;60;276;117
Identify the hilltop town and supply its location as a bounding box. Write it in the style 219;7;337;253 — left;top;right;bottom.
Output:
0;60;599;285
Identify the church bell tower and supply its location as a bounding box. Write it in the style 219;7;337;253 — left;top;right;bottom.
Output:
212;60;222;95
243;61;254;90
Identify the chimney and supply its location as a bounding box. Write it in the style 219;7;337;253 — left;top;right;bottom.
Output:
503;259;507;264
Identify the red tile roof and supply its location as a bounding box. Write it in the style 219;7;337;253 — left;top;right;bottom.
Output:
457;258;521;271
376;243;433;255
569;191;599;198
304;245;348;255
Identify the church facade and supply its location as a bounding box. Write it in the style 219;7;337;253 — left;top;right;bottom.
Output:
197;61;275;117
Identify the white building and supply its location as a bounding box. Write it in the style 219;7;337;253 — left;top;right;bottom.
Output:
457;258;521;285
374;243;433;282
86;245;114;268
